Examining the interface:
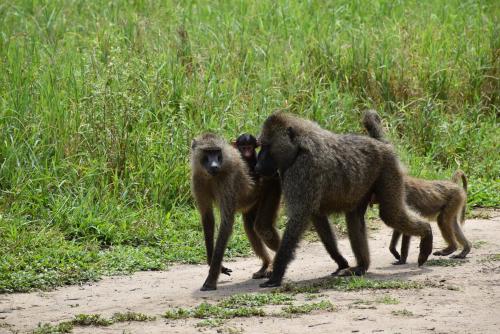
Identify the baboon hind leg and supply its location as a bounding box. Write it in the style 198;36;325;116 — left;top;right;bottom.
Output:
396;235;411;265
450;219;471;259
243;208;272;279
389;230;402;261
433;211;458;256
376;167;433;266
311;214;349;274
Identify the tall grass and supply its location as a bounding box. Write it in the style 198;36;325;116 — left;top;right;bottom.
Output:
0;0;498;292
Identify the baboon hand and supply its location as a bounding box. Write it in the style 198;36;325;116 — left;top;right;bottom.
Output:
337;266;366;277
221;266;232;276
392;260;406;265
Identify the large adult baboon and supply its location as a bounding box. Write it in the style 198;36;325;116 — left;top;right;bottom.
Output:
255;112;433;287
363;110;470;264
190;133;281;291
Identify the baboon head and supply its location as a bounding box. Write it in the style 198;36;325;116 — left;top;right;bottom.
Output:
191;133;228;176
233;133;258;160
255;113;300;176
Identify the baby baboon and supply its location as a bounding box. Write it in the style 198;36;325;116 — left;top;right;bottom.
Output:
232;133;259;180
190;133;281;290
362;110;471;264
255;112;433;287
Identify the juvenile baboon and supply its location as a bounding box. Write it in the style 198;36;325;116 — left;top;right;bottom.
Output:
232;133;259;181
190;133;281;290
255;112;433;287
362;110;471;264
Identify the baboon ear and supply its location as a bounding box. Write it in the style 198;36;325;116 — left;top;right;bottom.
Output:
286;127;296;141
191;139;197;149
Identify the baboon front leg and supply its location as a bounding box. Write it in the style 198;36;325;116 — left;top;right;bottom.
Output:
243;208;272;279
201;210;231;276
260;213;311;288
201;208;235;291
311;214;349;274
341;203;370;276
254;176;282;252
433;212;458;256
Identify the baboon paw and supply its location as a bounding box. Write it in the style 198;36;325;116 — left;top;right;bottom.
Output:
392;259;407;265
433;248;456;257
259;279;281;288
338;267;366;277
200;283;217;291
221;266;232;276
252;270;272;279
450;253;467;259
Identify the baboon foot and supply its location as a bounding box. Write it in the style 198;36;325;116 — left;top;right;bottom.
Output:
433;247;456;257
259;279;281;288
252;268;272;279
417;232;433;266
450;249;470;259
389;248;401;261
221;266;232;276
337;266;366;277
331;263;350;276
200;281;217;291
392;259;407;265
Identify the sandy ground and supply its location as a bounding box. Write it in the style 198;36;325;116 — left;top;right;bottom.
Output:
1;211;499;334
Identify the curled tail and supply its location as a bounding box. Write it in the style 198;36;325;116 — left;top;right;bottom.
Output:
451;169;468;225
362;109;388;143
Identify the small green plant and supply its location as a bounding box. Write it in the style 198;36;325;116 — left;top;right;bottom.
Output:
111;312;156;322
72;314;113;327
195;319;226;328
391;309;414;317
34;322;74;334
426;259;467;267
282;301;336;315
376;296;400;305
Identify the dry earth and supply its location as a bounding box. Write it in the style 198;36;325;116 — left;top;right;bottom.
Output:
1;210;499;334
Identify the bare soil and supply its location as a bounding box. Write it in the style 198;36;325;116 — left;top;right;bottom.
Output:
1;210;499;334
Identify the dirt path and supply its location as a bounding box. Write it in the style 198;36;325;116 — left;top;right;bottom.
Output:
1;212;499;334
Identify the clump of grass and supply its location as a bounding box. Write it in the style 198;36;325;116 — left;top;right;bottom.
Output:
426;259;467;267
473;241;487;249
376;296;400;305
164;303;265;320
111;312;156;322
281;301;336;315
72;314;113;327
34;322;74;334
278;277;424;294
33;312;155;333
391;309;414;317
219;293;294;307
195;318;226;328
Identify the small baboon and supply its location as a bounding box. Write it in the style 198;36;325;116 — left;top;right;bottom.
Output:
255;112;433;287
362;110;471;264
190;133;281;291
232;133;259;181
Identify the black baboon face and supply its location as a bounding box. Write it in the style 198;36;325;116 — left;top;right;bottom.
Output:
201;149;223;175
255;144;277;176
235;134;258;160
257;124;299;175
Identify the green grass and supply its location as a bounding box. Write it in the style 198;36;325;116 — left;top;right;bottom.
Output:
281;300;336;315
33;312;155;334
278;276;425;294
1;0;499;292
426;258;467;267
391;309;414;317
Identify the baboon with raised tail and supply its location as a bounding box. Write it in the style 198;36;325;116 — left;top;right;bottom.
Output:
255;112;433;287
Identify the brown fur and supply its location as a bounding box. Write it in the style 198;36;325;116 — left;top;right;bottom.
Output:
190;133;281;290
362;110;471;263
256;112;433;287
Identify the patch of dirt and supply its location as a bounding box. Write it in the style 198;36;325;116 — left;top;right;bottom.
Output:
1;212;499;334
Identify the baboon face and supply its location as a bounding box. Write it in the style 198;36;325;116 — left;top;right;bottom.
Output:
256;118;299;176
191;133;227;176
200;148;223;175
235;134;258;160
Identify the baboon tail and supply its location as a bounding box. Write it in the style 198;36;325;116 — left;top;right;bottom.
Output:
452;169;468;225
362;109;387;143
